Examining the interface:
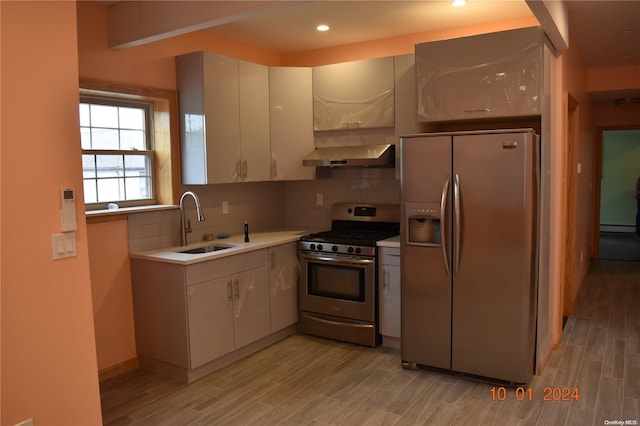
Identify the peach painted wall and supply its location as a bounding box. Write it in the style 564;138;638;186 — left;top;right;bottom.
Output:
561;32;596;312
87;219;137;372
1;2;102;425
588;65;640;93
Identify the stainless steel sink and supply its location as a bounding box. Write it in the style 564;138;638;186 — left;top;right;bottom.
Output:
178;244;234;254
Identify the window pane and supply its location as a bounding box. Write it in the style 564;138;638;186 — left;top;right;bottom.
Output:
97;178;124;202
119;107;145;130
92;128;119;150
125;177;152;199
120;130;145;150
90;104;119;128
80;97;155;207
79;104;90;127
83;179;98;203
82;154;96;178
124;155;150;177
96;155;124;178
80;127;92;149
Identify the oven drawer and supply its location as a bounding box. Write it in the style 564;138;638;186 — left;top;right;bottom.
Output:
299;311;379;347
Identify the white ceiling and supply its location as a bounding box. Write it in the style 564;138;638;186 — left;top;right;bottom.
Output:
198;0;639;69
203;1;535;54
101;1;640;100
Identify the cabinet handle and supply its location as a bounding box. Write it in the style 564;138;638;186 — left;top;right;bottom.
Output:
235;161;241;182
383;271;389;289
388;253;401;257
242;160;248;180
463;108;490;113
270;252;276;269
234;278;240;299
272;159;277;178
227;281;233;301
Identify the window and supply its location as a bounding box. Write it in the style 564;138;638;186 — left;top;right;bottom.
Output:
80;97;155;209
79;78;180;217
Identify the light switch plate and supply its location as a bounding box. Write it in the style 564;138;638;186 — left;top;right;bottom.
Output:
52;232;77;260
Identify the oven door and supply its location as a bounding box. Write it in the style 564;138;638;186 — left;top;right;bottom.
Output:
299;252;376;322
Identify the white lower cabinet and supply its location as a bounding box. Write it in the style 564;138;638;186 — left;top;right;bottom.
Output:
268;242;299;332
186;264;270;369
132;248;285;376
379;246;401;341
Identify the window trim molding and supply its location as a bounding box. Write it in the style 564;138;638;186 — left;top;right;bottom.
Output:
80;78;181;221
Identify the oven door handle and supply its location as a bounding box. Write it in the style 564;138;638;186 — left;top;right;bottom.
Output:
301;255;374;266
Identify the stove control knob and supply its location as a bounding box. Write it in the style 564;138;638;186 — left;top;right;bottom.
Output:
309;243;316;250
355;247;362;254
348;247;354;253
332;245;338;252
317;244;323;251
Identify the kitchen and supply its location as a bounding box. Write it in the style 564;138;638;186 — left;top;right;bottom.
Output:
2;1;639;425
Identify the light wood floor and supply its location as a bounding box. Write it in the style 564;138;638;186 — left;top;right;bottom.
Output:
101;260;640;425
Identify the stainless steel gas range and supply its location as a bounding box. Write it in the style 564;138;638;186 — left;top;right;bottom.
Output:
298;203;400;346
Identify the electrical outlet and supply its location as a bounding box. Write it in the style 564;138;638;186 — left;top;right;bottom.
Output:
222;201;229;214
316;194;323;206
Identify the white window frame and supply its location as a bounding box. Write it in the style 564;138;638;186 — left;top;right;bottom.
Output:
80;95;157;210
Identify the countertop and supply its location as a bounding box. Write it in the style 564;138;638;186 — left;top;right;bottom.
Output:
377;235;400;248
130;228;308;265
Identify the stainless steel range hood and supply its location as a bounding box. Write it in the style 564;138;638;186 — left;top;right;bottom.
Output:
302;144;395;168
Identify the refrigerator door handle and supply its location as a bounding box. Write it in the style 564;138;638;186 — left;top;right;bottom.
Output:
441;175;450;275
454;173;461;276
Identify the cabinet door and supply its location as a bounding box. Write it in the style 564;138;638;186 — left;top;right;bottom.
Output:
268;243;299;331
416;27;542;122
202;53;242;183
232;265;271;349
239;60;271;182
379;248;401;339
313;57;394;130
187;277;234;368
269;66;314;181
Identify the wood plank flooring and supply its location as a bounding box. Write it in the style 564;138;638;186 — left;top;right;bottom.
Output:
100;260;640;425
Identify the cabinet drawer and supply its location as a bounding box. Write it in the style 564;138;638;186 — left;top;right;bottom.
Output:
186;249;269;285
380;248;401;266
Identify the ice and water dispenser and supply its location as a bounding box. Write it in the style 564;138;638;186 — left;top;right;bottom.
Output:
406;202;441;246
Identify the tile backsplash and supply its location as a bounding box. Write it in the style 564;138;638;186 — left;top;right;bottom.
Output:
128;168;399;252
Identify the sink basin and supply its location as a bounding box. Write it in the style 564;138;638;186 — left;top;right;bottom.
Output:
178;244;235;254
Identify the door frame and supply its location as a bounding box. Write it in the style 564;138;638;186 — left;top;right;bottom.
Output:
561;92;578;319
592;125;640;257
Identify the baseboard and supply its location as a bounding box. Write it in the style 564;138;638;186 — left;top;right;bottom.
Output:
600;225;635;233
98;357;139;382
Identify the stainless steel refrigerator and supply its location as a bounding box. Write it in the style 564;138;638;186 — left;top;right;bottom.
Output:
400;129;539;385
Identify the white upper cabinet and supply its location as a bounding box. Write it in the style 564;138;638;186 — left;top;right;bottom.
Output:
312;57;395;131
239;60;271;182
416;27;544;123
269;66;314;181
176;52;270;184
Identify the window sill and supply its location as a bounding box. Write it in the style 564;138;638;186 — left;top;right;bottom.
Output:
86;204;178;224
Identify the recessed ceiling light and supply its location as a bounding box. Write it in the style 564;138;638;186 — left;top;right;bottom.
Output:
316;24;330;32
451;0;466;6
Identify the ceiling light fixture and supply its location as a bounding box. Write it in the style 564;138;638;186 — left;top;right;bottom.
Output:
316;24;330;32
451;0;466;6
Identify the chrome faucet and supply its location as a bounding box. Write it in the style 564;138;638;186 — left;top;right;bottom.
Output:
180;191;205;246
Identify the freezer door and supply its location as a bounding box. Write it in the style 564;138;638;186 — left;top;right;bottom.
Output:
451;131;537;384
400;135;453;370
